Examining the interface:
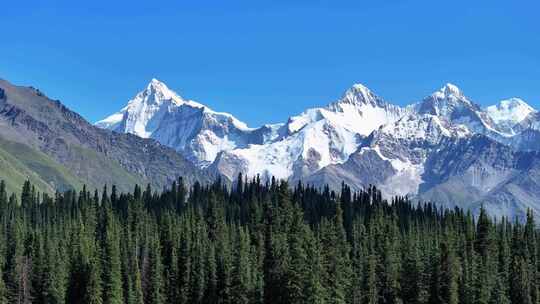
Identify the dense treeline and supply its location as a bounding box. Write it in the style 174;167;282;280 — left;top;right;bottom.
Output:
0;175;538;304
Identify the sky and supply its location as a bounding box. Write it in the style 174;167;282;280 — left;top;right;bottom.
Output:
1;0;539;127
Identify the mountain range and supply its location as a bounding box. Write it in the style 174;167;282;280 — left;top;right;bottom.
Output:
0;76;538;221
96;79;540;220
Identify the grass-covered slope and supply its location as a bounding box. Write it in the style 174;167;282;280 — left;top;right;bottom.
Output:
0;135;94;194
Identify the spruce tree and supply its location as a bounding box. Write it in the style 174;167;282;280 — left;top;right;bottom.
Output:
102;209;123;304
0;180;7;207
231;227;252;304
437;241;458;304
146;237;164;304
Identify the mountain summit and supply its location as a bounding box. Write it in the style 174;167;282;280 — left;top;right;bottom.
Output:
337;83;387;107
486;98;536;134
96;78;187;137
96;79;259;165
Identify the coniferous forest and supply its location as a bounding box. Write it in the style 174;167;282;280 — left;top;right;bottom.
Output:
0;175;538;304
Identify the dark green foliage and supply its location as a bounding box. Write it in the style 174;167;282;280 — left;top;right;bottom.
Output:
0;178;538;304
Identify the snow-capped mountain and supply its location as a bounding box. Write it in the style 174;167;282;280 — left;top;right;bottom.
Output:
95;79;186;136
508;111;540;152
305;110;472;198
519;111;540;131
302;84;540;221
412;83;502;137
486;98;536;134
96;79;270;165
96;79;540;220
209;84;406;181
98;80;406;180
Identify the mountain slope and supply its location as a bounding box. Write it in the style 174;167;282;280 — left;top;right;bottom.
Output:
300;84;540;220
0;78;210;192
96;79;268;166
210;84;407;182
485;98;535;134
419;135;540;221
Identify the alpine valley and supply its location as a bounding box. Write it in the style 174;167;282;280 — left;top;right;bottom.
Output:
96;79;540;221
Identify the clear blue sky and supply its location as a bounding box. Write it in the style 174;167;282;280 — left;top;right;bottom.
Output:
1;0;539;127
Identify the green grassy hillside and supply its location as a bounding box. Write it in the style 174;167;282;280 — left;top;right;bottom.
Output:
0;137;84;195
66;145;143;193
0;136;149;195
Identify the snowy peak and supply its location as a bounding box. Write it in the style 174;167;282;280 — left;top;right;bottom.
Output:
429;83;471;106
96;79;260;165
433;83;463;98
95;78;186;137
486;98;535;126
378;114;471;144
135;78;183;106
337;83;386;108
415;82;479;117
147;78;169;93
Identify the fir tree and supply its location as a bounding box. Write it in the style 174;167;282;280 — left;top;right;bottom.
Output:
437;241;459;304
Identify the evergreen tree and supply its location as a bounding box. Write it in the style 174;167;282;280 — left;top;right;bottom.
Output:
0;180;7;207
231;227;252;304
146;237;164;304
102;209;123;304
437;241;459;304
510;256;532;304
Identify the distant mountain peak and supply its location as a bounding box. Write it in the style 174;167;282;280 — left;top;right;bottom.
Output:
495;97;533;111
415;83;477;116
136;78;182;106
349;83;371;95
146;78;170;93
486;98;536;131
337;83;388;108
442;82;461;95
430;83;465;99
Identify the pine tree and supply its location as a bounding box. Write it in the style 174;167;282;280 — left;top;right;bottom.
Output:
5;219;33;304
305;235;327;304
102;209;123;304
231;227;252;304
510;256;532;304
204;243;218;304
363;248;378;304
0;180;7;207
285;206;309;304
380;211;402;304
524;209;539;304
321;203;352;304
85;256;103;304
21;180;32;208
177;230;192;304
42;240;67;304
146;237;164;304
437;241;458;304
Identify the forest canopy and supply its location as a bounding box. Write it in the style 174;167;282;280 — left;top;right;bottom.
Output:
0;175;538;304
